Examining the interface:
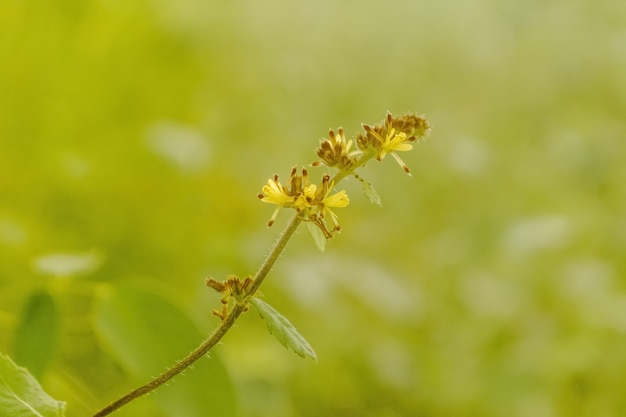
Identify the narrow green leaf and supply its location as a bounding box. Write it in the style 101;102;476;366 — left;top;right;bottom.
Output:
305;221;326;252
361;179;382;207
13;291;58;379
93;284;237;417
249;298;317;361
0;353;66;417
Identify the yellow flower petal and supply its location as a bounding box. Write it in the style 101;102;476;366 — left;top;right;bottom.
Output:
323;190;350;208
390;142;413;152
261;179;294;206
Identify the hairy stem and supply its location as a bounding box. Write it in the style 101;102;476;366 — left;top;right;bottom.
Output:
248;213;303;296
92;213;303;417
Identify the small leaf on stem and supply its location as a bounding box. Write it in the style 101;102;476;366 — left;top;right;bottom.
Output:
249;298;317;361
306;221;327;252
361;179;382;207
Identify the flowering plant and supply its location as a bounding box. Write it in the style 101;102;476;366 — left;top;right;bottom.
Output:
92;112;430;416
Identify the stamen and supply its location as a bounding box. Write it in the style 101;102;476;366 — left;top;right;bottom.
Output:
267;206;281;227
390;152;411;176
363;124;385;144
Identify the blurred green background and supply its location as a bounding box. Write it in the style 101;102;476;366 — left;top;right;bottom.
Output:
1;0;626;416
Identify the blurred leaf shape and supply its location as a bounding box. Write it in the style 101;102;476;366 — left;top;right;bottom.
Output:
146;122;212;173
305;221;326;252
249;298;317;361
12;291;58;380
282;255;418;320
0;353;66;417
0;217;27;247
93;284;236;417
503;215;571;256
31;250;103;278
360;179;383;207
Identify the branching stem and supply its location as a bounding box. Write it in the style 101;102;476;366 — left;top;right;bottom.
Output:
92;213;303;417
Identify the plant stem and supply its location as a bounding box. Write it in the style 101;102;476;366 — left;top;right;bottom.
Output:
92;213;303;417
248;213;303;296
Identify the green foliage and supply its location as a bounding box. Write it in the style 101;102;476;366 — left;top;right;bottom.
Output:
93;285;236;417
0;353;65;417
12;291;58;380
249;298;317;361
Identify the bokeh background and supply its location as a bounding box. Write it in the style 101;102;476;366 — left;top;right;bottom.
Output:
2;0;626;416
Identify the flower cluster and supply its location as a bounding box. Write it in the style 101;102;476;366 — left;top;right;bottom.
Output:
356;112;431;175
259;112;430;237
258;167;349;237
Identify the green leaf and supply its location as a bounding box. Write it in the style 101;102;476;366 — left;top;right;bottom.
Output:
93;284;237;417
249;298;317;361
305;221;326;252
360;179;382;207
0;353;66;417
13;291;58;380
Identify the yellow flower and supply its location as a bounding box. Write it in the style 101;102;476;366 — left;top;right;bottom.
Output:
378;129;413;157
313;176;350;235
363;124;414;175
258;169;350;236
321;189;349;233
260;177;294;206
357;112;431;175
258;173;296;227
